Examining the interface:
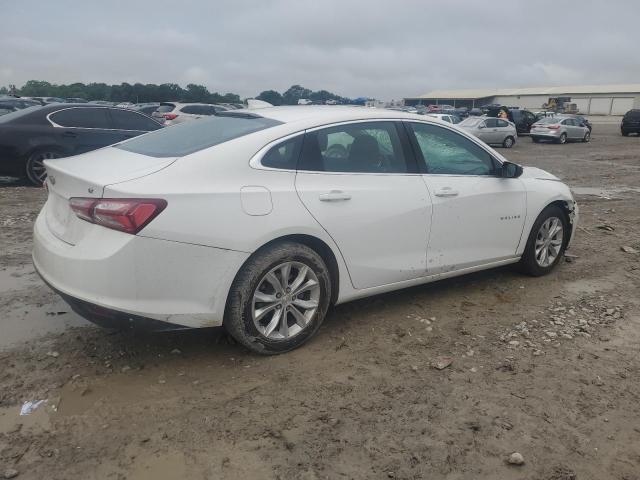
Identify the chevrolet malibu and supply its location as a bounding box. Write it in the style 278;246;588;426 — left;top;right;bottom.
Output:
34;107;578;354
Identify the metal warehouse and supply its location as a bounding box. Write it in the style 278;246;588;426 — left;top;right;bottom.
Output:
404;84;640;115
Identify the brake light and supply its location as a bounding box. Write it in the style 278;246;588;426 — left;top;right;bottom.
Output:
69;198;167;234
547;125;560;130
163;113;178;120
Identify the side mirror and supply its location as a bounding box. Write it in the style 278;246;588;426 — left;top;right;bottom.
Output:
501;161;523;178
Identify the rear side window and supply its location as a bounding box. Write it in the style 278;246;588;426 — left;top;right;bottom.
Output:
496;119;509;127
50;108;111;129
485;118;498;128
180;105;201;114
156;104;175;113
298;121;408;173
110;109;161;131
116;115;282;157
261;136;303;169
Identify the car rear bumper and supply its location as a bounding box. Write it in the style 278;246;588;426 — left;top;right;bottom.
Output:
530;130;562;138
33;205;249;329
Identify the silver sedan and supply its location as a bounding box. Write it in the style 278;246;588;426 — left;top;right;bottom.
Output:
457;117;517;148
530;117;591;144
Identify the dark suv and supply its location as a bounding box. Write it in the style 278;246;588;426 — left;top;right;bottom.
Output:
621;109;640;136
486;107;537;134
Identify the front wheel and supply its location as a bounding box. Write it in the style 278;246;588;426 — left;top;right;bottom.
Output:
532;136;541;143
582;131;591;143
502;136;515;148
519;205;568;276
557;133;567;144
224;242;332;354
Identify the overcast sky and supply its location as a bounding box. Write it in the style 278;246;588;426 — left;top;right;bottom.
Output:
3;0;639;99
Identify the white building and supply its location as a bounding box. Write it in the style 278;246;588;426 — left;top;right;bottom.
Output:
404;84;640;115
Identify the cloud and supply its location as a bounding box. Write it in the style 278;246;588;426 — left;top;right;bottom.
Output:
1;0;639;99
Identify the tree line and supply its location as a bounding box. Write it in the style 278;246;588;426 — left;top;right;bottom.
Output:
1;81;352;105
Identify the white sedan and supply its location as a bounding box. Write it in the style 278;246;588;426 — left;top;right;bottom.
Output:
34;107;578;354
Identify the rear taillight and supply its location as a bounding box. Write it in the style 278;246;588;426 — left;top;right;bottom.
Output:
547;125;560;129
69;198;167;234
163;113;178;120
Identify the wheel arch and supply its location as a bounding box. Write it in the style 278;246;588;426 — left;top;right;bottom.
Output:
226;234;342;311
538;199;575;249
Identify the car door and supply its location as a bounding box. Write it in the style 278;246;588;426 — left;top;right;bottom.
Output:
108;108;162;142
562;118;577;139
481;118;500;144
496;118;512;142
295;120;432;289
405;121;526;273
48;107;120;154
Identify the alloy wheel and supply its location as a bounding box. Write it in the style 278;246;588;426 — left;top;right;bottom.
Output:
251;261;321;340
27;151;60;185
534;217;564;267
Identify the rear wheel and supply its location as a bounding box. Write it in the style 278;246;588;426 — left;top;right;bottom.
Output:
519;205;568;276
582;131;591;143
621;130;629;137
224;242;331;354
557;133;567;144
532;136;541;143
25;149;61;186
502;136;515;148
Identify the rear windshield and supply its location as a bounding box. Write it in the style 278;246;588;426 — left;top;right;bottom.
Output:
156;104;175;113
624;110;640;119
535;117;559;124
115;115;282;157
459;117;483;127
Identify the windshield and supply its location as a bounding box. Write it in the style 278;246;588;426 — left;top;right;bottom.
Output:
459;117;483;127
115;115;282;157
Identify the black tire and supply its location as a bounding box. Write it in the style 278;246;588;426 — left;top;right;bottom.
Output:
582;131;591;143
25;149;61;186
532;136;541;143
502;136;515;148
557;133;567;144
224;241;332;354
519;205;569;277
621;130;629;137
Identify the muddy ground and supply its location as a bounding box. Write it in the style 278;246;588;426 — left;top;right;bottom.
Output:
1;122;639;480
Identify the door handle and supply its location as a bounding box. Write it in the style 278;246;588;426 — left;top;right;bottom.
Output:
434;187;459;197
61;131;77;138
319;190;352;202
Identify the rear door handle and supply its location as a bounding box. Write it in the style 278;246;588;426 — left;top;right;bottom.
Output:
434;187;459;197
319;190;352;202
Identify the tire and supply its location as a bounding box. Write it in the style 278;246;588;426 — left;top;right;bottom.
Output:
557;133;567;144
621;130;629;137
224;241;332;354
502;136;515;148
519;205;569;277
25;149;61;186
582;131;591;143
532;136;541;143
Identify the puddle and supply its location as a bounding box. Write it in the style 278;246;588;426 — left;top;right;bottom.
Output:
572;186;640;199
0;265;89;350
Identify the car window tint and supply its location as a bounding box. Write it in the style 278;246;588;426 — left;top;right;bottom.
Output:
261;136;303;169
496;119;509;127
484;118;498;128
409;122;494;176
180;105;200;114
299;121;407;173
50;108;111;129
116;115;282;158
110;109;160;131
157;104;175;113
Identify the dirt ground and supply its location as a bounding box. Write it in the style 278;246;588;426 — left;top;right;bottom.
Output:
1;122;639;480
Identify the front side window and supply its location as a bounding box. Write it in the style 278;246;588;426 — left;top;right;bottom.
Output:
408;122;495;176
261;136;303;169
299;121;408;173
50;108;111;129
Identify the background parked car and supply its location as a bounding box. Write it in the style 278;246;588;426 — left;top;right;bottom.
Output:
0;98;42;110
0;104;163;185
485;106;537;134
558;114;592;132
65;98;89;103
530;117;591;144
427;113;462;124
621;109;640;136
0;106;17;116
131;103;160;116
152;102;230;125
458;116;517;148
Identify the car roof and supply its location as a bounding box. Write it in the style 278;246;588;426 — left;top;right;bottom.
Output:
241;105;428;125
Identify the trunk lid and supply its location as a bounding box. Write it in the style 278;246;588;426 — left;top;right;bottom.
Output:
43;146;176;245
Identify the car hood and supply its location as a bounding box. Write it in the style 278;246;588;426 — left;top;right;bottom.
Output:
520;166;560;181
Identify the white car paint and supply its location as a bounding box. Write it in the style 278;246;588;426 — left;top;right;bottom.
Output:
33;106;577;330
